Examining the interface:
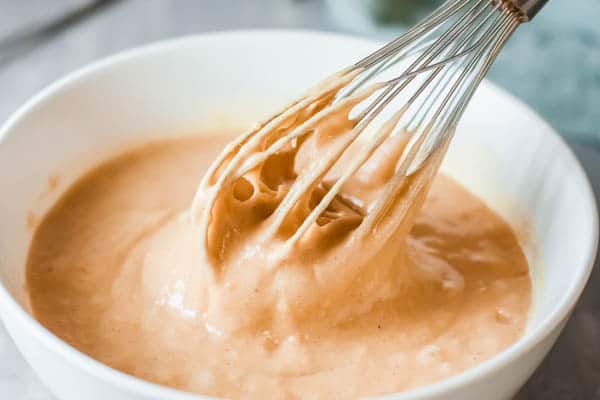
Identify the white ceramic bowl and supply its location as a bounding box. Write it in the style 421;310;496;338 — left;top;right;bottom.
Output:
0;31;597;400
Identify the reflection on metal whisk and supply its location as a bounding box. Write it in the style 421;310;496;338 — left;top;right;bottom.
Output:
192;0;548;256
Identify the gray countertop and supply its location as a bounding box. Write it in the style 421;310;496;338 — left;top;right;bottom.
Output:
0;1;599;399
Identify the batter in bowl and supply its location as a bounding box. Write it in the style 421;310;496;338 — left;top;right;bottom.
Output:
27;130;531;399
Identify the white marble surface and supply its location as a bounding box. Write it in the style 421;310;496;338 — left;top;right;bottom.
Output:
0;1;599;399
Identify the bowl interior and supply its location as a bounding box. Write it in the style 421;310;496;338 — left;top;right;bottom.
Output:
0;30;596;395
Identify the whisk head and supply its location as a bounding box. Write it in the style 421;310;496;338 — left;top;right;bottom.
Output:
192;0;524;264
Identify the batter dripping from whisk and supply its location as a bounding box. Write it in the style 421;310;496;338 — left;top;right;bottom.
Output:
189;71;455;337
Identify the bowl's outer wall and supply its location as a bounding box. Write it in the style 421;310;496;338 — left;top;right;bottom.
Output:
0;308;567;400
0;31;596;400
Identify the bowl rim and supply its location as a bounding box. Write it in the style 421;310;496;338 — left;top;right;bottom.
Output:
0;29;597;400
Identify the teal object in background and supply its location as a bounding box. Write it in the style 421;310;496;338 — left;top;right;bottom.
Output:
362;0;441;25
489;0;600;142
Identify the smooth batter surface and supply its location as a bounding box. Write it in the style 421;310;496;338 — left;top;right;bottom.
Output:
27;134;530;399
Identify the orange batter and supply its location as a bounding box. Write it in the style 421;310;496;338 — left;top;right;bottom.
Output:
27;133;530;399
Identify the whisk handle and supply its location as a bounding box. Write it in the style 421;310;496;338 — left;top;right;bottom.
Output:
507;0;549;20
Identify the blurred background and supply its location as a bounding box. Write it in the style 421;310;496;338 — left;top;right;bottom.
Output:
0;1;599;399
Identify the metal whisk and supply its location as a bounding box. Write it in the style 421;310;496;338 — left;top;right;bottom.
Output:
193;0;548;259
